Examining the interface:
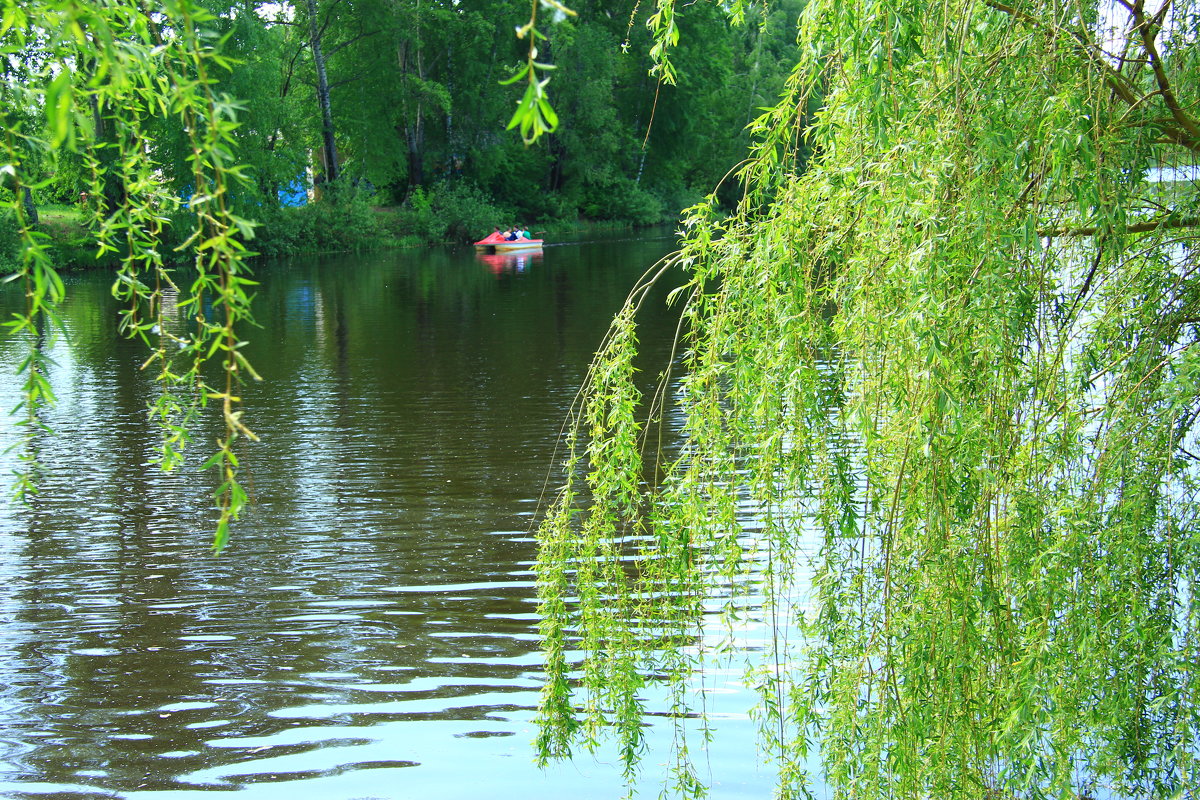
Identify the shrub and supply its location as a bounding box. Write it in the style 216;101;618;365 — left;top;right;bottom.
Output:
580;178;668;226
252;189;388;257
374;183;509;245
0;209;18;271
651;181;702;222
428;182;511;243
389;186;446;242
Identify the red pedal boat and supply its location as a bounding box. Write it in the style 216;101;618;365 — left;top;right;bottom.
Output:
473;232;544;252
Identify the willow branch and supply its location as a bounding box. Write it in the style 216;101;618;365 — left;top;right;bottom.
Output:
1150;0;1174;28
1039;215;1200;237
1155;123;1200;155
1134;5;1200;147
981;0;1141;106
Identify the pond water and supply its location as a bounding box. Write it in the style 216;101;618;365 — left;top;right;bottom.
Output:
0;235;778;799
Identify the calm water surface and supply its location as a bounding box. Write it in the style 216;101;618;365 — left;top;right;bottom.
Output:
0;236;776;799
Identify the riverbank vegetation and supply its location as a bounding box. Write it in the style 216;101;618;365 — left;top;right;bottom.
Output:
1;0;805;272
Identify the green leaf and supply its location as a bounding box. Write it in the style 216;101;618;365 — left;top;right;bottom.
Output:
45;71;73;148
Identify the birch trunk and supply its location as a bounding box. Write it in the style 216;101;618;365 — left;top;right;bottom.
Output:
304;0;339;187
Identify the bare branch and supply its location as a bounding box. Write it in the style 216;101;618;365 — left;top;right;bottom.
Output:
1039;215;1200;237
326;72;369;90
326;29;380;57
1155;121;1200;155
280;39;307;98
316;0;346;43
1133;3;1200;147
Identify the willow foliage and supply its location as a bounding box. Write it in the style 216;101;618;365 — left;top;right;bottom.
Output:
2;0;258;549
537;0;1200;797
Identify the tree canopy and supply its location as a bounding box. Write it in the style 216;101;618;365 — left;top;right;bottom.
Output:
536;0;1200;798
5;0;797;219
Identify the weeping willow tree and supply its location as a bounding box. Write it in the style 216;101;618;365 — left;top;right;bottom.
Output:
2;0;258;550
536;0;1200;797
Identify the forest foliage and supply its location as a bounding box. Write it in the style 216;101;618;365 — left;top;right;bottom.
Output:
2;0;806;257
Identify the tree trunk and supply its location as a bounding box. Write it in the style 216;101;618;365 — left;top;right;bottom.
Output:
87;71;126;214
745;5;766;127
395;1;425;192
400;37;425;190
547;135;566;193
444;40;454;176
406;116;424;188
22;187;38;226
304;0;339;189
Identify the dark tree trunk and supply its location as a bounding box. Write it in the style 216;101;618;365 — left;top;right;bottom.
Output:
406;118;424;188
547;135;566;193
22;187;38;226
397;34;426;191
304;0;340;188
88;87;126;214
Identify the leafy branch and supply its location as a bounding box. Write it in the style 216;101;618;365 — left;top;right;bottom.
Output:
2;1;259;551
503;0;574;144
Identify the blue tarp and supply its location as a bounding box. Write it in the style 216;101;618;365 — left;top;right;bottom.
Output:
278;178;309;207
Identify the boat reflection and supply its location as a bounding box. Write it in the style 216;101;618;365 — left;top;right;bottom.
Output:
476;249;543;275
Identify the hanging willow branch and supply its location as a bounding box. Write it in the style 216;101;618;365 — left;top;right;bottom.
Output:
1040;214;1200;236
2;0;258;551
536;1;1200;798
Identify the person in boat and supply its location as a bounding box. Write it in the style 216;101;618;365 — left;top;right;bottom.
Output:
503;226;519;241
519;225;532;239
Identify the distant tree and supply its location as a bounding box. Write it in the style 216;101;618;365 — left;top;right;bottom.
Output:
294;0;340;186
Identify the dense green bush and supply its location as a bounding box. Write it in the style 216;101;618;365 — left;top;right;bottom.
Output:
428;182;512;243
253;191;389;257
383;182;514;244
0;210;17;272
46;235;112;271
387;186;446;242
650;181;702;223
580;178;668;225
516;189;579;227
43;152;90;206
